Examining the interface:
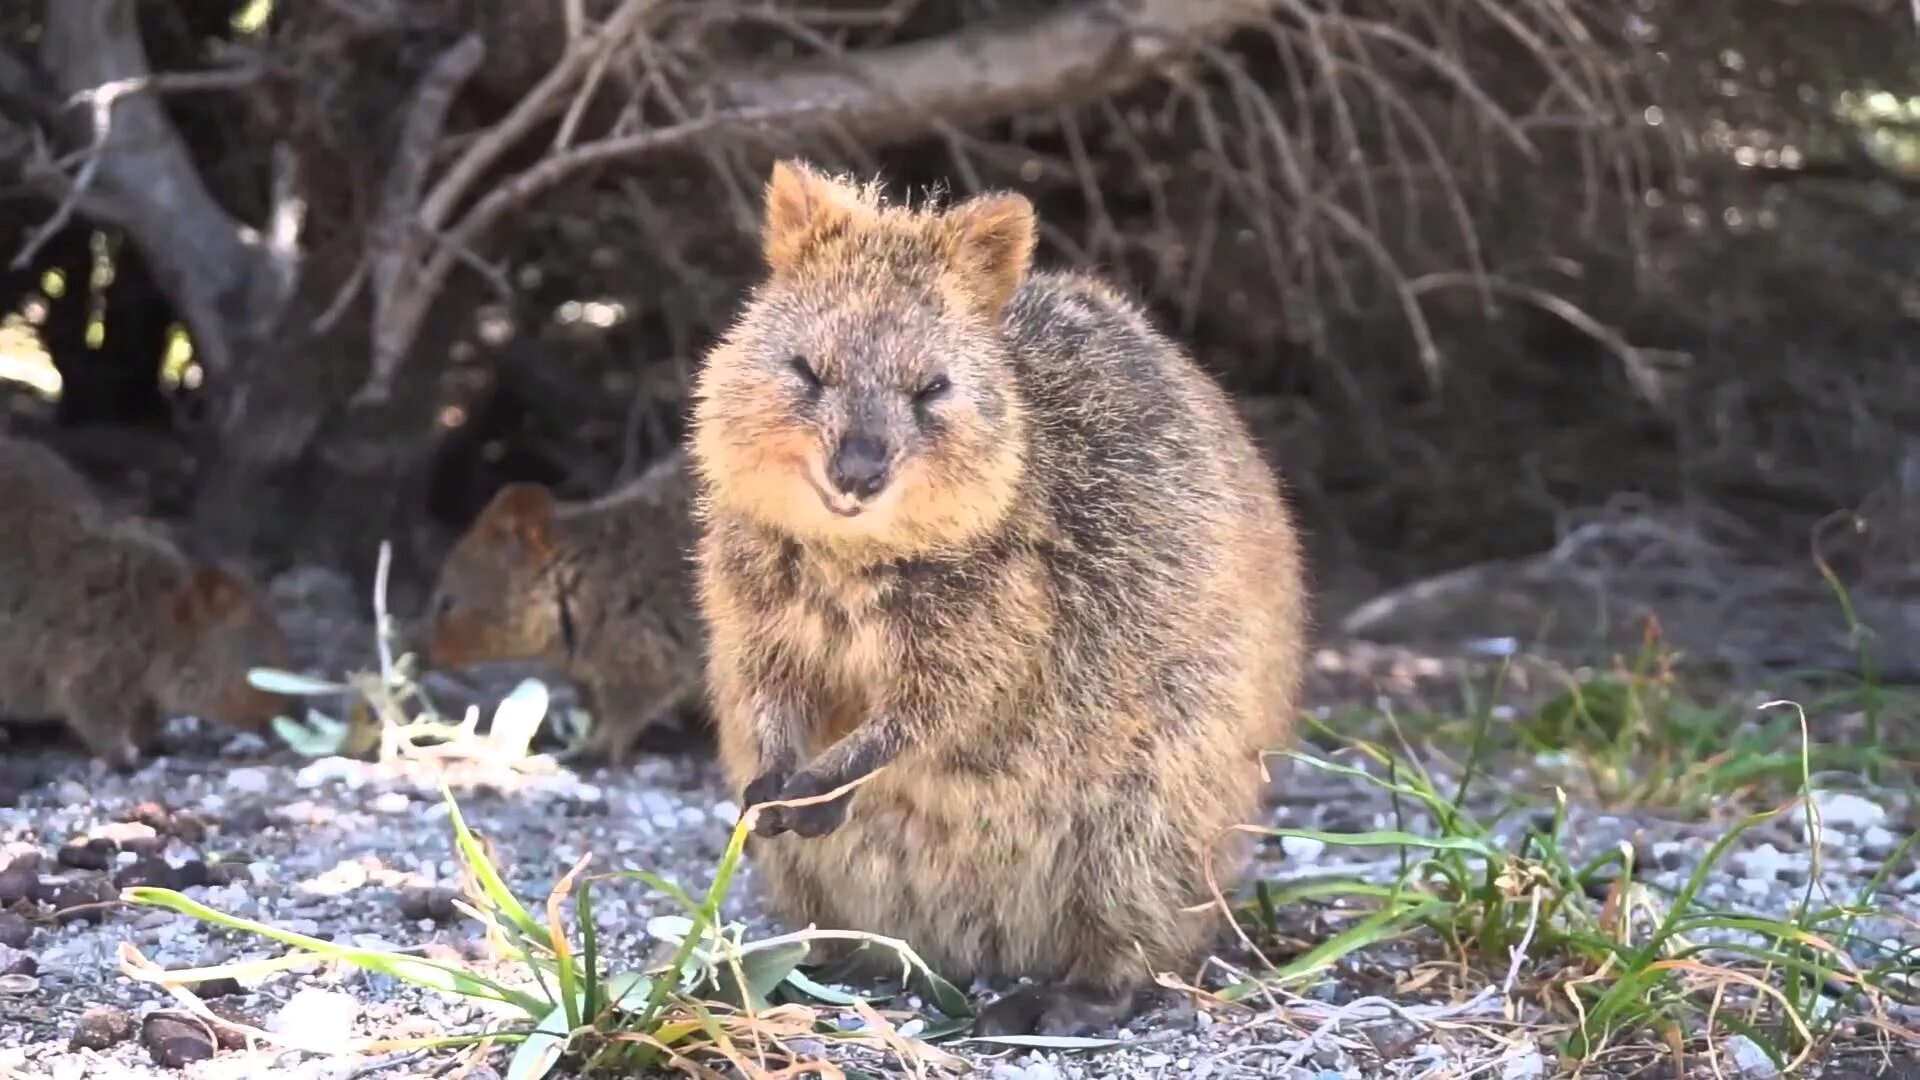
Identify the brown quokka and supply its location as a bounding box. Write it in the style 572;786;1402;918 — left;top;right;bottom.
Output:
688;161;1308;1035
0;434;294;768
423;451;707;764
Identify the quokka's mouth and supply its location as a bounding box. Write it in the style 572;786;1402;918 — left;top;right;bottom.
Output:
803;471;867;518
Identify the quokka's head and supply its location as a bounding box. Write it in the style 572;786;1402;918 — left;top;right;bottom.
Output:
423;483;567;669
691;160;1034;554
154;563;295;733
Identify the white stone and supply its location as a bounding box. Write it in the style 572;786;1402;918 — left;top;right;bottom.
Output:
1811;791;1886;833
1501;1047;1546;1080
1734;843;1796;881
268;987;360;1046
370;791;411;814
1723;1034;1778;1078
1281;835;1327;863
224;767;273;795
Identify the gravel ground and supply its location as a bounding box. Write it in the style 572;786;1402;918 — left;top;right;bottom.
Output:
1;574;1916;1079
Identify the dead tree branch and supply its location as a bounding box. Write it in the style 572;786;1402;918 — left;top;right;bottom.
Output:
32;0;295;381
700;0;1282;143
359;0;1283;399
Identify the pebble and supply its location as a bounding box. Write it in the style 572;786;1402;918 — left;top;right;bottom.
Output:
371;791;412;814
1281;835;1327;863
225;767;274;795
1502;1046;1547;1080
1735;843;1797;882
1723;1034;1779;1078
0;911;31;948
1142;1052;1173;1068
269;987;360;1046
0;947;36;978
0;863;35;905
142;1011;218;1067
1862;825;1898;859
1811;791;1885;833
51;877;119;923
68;1005;134;1051
396;885;459;923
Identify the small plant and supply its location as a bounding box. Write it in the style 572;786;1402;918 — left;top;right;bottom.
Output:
1212;704;1908;1075
248;540;590;763
120;783;984;1077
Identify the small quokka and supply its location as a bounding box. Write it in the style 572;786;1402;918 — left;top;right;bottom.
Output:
424;451;707;764
0;434;294;768
688;161;1308;1035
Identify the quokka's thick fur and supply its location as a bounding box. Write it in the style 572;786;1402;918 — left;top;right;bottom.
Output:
0;434;294;767
424;452;706;763
687;161;1307;1034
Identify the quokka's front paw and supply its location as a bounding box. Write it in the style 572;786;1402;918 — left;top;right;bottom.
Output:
777;770;851;838
743;768;793;836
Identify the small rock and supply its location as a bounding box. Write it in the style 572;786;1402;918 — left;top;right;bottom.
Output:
1862;825;1897;860
1735;843;1796;882
1651;841;1686;871
56;838;116;871
370;791;411;814
1735;877;1773;898
0;946;37;978
221;804;273;835
268;986;359;1045
114;857;184;890
52;877;119;923
69;1005;135;1051
142;1011;218;1067
171;860;213;890
1723;1034;1779;1078
92;821;163;854
1142;1052;1172;1068
204;860;251;886
1811;791;1885;834
54;780;88;806
123;800;174;832
1502;1046;1546;1080
0;911;31;948
0;845;43;874
202;1000;256;1050
224;767;274;795
1281;835;1327;863
196;976;245;999
294;757;364;791
0;864;33;906
397;885;459;923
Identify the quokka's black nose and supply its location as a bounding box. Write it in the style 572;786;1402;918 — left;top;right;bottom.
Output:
828;434;891;499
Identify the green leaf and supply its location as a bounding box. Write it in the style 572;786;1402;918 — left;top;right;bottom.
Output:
603;971;654;1012
783;968;866;1006
578;880;601;1022
645;914;696;942
121;887;548;1016
714;939;810;1012
272;709;351;757
506;1004;571;1080
488;679;551;757
442;789;551;947
918;967;974;1020
911;1016;978;1042
247;668;350;696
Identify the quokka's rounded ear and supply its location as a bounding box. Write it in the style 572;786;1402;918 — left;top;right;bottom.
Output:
477;482;557;556
762;159;868;273
171;564;249;627
944;191;1037;315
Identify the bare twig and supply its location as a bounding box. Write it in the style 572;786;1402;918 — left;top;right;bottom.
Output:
368;33;486;365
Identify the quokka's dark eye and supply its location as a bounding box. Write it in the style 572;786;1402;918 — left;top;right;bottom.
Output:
913;374;952;404
789;356;824;394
